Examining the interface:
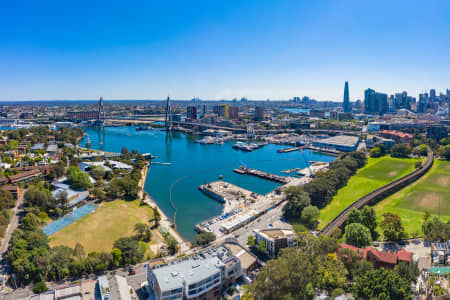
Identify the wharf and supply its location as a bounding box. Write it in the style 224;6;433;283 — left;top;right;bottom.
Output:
297;161;330;177
281;168;301;174
233;166;292;184
304;145;341;155
277;146;303;153
198;180;261;204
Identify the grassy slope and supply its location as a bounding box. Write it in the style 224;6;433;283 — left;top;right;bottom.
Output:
50;199;154;253
374;160;450;235
318;156;421;229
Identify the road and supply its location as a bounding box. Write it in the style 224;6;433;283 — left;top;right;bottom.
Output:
0;189;25;292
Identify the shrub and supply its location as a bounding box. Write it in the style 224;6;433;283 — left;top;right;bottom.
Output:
33;282;48;294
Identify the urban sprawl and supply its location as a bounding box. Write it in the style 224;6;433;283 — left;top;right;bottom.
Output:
1;83;450;299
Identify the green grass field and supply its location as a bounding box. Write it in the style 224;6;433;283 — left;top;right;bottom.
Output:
318;156;421;229
374;160;450;235
50;199;154;253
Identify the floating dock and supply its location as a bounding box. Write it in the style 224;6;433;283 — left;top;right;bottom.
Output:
233;166;292;184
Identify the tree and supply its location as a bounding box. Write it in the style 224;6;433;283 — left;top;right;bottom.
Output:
0;189;15;209
74;243;85;259
111;248;122;267
71;172;92;190
33;282;48;294
345;223;372;247
89;166;105;181
422;216;450;241
439;145;450;160
353;268;412;300
252;248;315;300
152;208;161;227
24;185;55;212
283;186;311;220
394;261;420;283
55;190;68;210
113;237;144;265
192;232;216;246
49;161;65;180
360;206;378;240
418;144;428;156
134;223;152;242
347;208;362;225
391;143;412;158
256;240;266;255
92;187;105;201
247;235;256;247
370;147;382;158
166;235;178;255
301;205;319;228
380;212;407;241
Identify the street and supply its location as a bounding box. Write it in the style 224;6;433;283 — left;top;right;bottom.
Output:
0;189;25;292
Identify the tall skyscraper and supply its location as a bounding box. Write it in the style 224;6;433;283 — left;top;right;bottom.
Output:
364;88;388;115
186;106;197;120
343;81;351;113
255;107;265;120
430;89;436;100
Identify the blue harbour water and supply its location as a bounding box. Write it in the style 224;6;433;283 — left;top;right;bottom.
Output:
81;126;335;240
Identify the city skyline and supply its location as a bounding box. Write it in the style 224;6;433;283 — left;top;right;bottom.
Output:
1;0;450;101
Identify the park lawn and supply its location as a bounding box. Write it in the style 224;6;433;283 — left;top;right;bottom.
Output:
50;199;154;253
374;160;450;236
318;155;421;229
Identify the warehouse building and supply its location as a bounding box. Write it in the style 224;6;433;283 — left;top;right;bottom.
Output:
312;135;360;152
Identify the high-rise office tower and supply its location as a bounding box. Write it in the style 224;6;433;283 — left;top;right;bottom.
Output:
364;88;388;115
255;107;264;120
343;81;351;113
186;106;197;120
430;89;436;100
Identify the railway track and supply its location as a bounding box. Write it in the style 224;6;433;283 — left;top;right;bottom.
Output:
321;147;434;236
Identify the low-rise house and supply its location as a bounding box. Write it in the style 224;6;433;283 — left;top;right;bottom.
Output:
47;144;58;155
108;160;133;171
31;143;45;152
379;130;413;143
253;228;297;258
339;243;412;269
17;144;28;154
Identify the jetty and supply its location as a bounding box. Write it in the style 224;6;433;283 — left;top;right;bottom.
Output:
277;146;303;153
281;168;301;174
233;166;292;184
304;145;341;154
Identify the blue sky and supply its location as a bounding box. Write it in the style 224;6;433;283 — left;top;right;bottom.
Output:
1;0;449;101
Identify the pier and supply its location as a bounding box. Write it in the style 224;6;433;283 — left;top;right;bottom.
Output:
277;146;303;153
303;145;341;155
198;180;261;204
233;166;292;184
